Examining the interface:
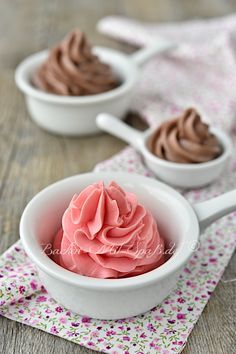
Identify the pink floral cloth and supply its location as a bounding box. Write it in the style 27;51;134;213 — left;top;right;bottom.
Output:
97;14;236;133
1;15;236;354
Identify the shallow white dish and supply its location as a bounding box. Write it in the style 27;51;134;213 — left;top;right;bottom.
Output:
15;40;174;136
96;114;232;188
20;172;236;319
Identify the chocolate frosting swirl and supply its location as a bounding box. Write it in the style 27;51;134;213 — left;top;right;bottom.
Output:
150;108;222;163
32;29;118;96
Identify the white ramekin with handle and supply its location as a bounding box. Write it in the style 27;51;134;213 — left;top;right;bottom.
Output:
96;114;232;188
20;172;236;319
15;39;175;136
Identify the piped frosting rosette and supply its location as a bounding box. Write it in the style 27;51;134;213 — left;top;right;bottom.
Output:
33;29;118;96
150;108;222;163
52;181;165;279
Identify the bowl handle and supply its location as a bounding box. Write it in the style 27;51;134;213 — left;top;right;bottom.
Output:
193;189;236;233
130;40;176;67
96;113;144;151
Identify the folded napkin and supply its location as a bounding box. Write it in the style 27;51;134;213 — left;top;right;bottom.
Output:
1;15;236;354
97;14;236;133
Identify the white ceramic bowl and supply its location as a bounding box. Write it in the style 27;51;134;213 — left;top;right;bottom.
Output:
15;40;174;136
96;114;232;188
20;172;236;319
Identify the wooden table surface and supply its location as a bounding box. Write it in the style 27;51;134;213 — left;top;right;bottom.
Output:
0;1;235;353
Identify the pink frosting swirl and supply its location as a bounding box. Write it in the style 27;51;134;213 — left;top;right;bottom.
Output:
52;181;165;278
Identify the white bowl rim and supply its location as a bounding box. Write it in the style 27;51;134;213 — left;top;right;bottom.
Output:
20;172;199;290
15;47;138;105
142;127;232;170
